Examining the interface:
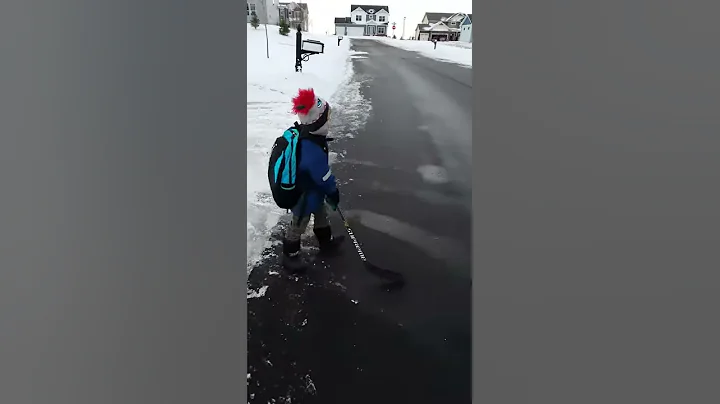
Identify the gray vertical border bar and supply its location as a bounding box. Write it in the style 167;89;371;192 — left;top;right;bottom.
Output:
475;0;720;403
0;1;247;403
241;3;250;404
240;2;249;403
240;3;249;404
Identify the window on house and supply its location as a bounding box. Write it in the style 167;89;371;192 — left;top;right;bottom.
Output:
378;26;386;34
367;14;376;21
247;4;256;16
378;16;386;22
355;14;363;21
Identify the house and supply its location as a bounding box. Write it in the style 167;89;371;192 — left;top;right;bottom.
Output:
422;12;455;25
279;2;309;32
414;12;467;41
334;17;364;37
414;22;452;41
458;14;472;43
246;0;280;26
415;11;453;38
334;5;391;37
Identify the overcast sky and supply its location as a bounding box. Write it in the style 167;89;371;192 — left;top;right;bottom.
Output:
299;0;473;36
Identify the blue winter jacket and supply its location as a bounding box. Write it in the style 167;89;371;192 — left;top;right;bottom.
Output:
292;137;338;217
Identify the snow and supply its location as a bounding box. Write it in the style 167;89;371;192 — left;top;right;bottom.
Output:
247;285;269;299
246;24;354;272
444;41;473;50
364;37;472;68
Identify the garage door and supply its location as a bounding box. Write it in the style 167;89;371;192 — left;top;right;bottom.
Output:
347;26;365;37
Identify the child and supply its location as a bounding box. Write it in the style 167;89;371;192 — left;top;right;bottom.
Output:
282;88;345;273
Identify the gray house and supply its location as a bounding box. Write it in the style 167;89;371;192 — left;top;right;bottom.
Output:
458;14;472;43
279;2;309;31
247;0;280;26
414;12;467;41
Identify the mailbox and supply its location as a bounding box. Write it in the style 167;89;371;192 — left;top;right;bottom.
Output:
301;39;324;55
295;29;325;72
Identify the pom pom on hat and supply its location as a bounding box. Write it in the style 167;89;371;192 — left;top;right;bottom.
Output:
291;88;317;115
290;88;331;135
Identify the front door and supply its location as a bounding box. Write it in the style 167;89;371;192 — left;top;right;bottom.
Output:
366;25;376;36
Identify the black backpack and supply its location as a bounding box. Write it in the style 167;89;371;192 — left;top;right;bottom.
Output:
268;125;304;209
267;123;333;210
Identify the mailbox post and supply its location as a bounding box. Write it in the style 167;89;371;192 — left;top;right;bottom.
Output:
294;25;325;72
295;25;302;71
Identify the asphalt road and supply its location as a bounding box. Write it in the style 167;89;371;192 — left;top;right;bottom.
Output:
247;40;473;403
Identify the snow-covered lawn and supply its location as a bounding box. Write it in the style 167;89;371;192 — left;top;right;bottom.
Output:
444;41;473;50
246;24;353;272
365;37;472;68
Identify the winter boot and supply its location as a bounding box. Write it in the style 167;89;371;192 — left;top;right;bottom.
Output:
313;226;346;255
282;238;308;274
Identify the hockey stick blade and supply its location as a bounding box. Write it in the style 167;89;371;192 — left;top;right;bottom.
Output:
365;261;405;291
336;207;406;291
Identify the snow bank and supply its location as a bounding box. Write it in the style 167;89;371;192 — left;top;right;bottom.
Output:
365;37;472;68
444;41;473;50
247;24;352;271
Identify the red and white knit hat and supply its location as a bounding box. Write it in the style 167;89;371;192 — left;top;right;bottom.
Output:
291;88;331;135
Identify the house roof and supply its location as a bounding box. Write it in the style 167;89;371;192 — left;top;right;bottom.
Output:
334;17;351;23
428;21;450;31
466;14;472;22
417;21;459;33
350;5;390;13
424;12;455;23
279;2;308;11
444;12;467;23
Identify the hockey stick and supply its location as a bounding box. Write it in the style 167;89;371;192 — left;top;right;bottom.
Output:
336;206;405;290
